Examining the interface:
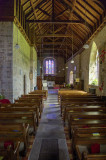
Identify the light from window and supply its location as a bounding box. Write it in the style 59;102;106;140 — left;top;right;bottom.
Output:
89;41;99;86
46;60;54;74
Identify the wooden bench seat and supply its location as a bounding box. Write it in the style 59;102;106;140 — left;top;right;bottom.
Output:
61;101;105;115
14;101;43;117
29;90;48;99
0;141;20;160
72;127;106;160
0;122;29;158
67;111;106;138
0;106;39;126
69;111;106;120
76;144;106;160
21;94;43;99
0;112;36;133
63;106;106;123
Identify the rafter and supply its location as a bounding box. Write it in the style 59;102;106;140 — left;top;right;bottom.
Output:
21;0;29;6
58;0;77;52
36;34;75;37
36;43;78;49
26;19;83;23
55;9;69;19
38;7;50;16
30;0;42;34
54;25;66;33
34;0;47;10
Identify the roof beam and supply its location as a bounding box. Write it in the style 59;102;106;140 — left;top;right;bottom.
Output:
34;0;47;10
54;25;66;33
26;19;83;23
36;42;78;49
52;0;55;21
36;34;74;37
21;0;29;6
55;9;69;19
58;0;77;52
37;48;69;50
30;0;42;34
38;7;50;16
25;9;33;18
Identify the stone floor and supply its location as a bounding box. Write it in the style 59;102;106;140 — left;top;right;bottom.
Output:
28;89;70;160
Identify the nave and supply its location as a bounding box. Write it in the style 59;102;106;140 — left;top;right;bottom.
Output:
0;89;106;160
29;89;70;160
0;0;106;159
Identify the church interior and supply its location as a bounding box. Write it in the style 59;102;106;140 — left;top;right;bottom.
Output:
0;0;106;160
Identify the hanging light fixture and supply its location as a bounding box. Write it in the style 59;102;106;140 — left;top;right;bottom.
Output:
53;24;54;58
83;0;89;49
71;27;74;64
65;37;68;69
40;38;43;69
83;43;89;49
15;26;20;49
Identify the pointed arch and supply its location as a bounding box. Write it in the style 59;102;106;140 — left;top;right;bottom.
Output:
43;57;56;75
89;41;99;86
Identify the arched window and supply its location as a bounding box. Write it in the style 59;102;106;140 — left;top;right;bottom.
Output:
44;58;56;75
89;41;99;86
46;59;54;74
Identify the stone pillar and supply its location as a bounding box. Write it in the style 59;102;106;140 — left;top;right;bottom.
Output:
0;22;13;102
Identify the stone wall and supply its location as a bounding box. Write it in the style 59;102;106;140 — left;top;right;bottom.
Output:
0;22;13;102
13;23;37;101
56;56;65;77
0;22;37;102
37;56;65;77
66;25;106;96
66;54;80;84
37;56;65;84
13;23;31;101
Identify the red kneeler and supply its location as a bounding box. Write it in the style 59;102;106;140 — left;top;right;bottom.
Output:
91;143;100;154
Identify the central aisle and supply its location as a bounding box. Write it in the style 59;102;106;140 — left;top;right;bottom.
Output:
28;89;70;160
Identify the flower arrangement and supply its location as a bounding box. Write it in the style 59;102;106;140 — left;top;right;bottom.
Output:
100;50;106;64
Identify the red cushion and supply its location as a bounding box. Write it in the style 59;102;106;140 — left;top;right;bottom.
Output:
82;125;89;128
4;141;14;149
91;143;100;154
0;99;11;104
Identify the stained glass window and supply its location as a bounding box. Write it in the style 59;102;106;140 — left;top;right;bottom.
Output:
45;59;54;74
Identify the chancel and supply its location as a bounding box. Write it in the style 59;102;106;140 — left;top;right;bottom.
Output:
0;0;106;160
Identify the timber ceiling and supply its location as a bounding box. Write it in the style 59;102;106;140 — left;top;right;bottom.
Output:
21;0;106;60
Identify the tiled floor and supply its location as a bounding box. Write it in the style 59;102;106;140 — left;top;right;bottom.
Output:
23;89;72;160
22;127;72;160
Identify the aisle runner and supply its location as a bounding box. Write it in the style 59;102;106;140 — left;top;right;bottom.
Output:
22;89;72;160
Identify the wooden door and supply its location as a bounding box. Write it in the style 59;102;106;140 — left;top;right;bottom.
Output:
37;76;42;90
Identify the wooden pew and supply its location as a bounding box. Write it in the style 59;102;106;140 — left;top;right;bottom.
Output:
0;105;39;126
21;94;43;99
72;127;106;160
29;90;48;99
14;100;43;118
0;112;36;134
0;141;20;160
59;93;97;101
67;111;106;138
63;105;106;123
0;123;29;158
61;101;105;116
